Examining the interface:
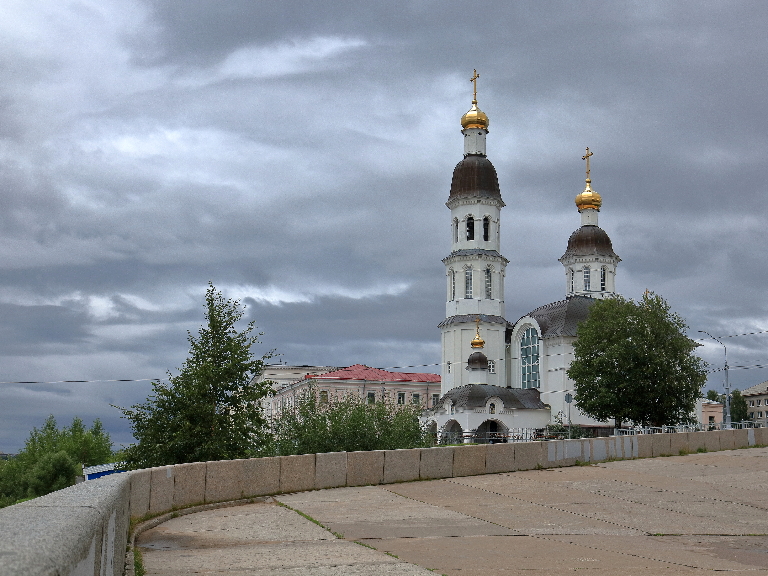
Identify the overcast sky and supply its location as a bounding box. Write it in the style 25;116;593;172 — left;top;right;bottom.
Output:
2;1;767;452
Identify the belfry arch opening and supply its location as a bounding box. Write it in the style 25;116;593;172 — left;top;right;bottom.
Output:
466;216;475;241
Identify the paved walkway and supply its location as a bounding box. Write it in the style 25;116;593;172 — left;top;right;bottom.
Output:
138;447;768;574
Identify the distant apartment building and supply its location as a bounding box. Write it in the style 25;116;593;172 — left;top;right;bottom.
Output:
742;381;768;426
270;364;441;416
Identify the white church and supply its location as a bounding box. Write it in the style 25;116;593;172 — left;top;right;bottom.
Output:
426;72;621;441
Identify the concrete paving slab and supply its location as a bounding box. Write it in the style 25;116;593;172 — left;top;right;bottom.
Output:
137;447;768;576
139;502;435;575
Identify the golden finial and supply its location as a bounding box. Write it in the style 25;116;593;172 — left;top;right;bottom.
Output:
471;317;485;348
461;69;489;130
582;147;593;182
575;147;602;212
470;69;480;104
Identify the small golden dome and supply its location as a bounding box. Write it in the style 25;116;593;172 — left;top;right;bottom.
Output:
461;101;490;130
575;179;602;212
471;319;485;348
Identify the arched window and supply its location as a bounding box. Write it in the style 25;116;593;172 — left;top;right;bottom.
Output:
520;327;540;389
583;266;591;292
489;402;496;414
488;359;496;374
453;218;459;243
569;269;575;294
466;216;475;241
465;268;473;299
483;216;490;241
485;267;493;299
450;269;456;300
600;266;607;291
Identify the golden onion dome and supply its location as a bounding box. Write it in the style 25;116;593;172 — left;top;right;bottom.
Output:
575;179;602;212
471;319;485;349
461;101;490;130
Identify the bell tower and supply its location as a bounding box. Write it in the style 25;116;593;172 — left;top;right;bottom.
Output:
559;148;620;298
439;71;510;395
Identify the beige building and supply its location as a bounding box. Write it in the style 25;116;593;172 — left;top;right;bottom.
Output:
699;399;724;429
742;381;768;426
270;364;441;416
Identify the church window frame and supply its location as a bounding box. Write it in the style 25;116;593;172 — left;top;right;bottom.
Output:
465;267;473;299
453;218;459;243
489;402;496;414
482;216;490;241
488;359;496;374
600;266;607;291
485;267;493;299
583;266;591;292
520;327;541;389
569;268;574;294
466;216;475;241
449;269;456;300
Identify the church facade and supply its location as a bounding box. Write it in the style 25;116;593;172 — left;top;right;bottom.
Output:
428;73;621;441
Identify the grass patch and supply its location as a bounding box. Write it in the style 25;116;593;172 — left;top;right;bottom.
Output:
133;546;146;576
354;540;376;550
678;449;691;456
277;501;343;538
696;447;708;453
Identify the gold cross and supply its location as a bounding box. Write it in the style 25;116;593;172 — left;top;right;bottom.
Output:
470;69;480;103
582;147;593;180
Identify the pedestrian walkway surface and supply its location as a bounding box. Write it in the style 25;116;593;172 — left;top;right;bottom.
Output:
138;447;768;574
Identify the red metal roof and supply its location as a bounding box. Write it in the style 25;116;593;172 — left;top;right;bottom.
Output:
307;364;440;383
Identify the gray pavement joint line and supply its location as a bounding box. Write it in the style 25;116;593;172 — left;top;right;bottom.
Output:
275;500;345;539
384;484;730;572
439;478;640;533
446;475;768;538
381;483;527;536
277;497;447;573
453;468;768;525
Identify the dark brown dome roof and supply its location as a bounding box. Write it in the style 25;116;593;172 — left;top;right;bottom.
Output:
561;225;618;259
467;351;489;369
448;155;501;201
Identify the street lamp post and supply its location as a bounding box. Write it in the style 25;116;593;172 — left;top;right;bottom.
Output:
699;330;731;429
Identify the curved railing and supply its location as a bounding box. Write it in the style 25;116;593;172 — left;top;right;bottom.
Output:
0;427;763;576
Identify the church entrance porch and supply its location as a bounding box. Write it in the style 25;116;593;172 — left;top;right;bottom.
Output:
474;419;508;443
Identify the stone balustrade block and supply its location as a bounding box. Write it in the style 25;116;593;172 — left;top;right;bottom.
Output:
243;456;280;496
205;459;244;503
514;441;546;470
173;462;207;508
419;447;454;479
384;449;420;484
129;468;151;518
315;452;347;489
280;454;316;494
485;442;515;473
669;432;690;456
347;450;384;486
453;444;487;477
636;435;653;458
149;466;174;513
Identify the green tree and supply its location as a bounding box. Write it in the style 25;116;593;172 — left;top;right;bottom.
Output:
117;283;274;468
730;389;749;422
26;451;78;497
567;292;706;428
0;415;113;507
269;386;428;456
705;389;721;402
